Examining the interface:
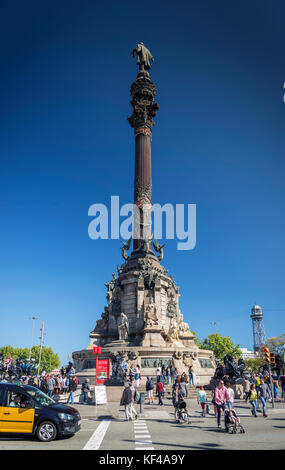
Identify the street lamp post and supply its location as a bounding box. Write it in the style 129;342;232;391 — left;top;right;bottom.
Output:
28;316;40;361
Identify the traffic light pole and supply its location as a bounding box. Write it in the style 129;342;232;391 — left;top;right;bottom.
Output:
263;347;275;409
269;364;275;409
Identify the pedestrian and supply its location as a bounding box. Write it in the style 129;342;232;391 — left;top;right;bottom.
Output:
172;383;183;421
225;382;235;409
156;378;164;406
65;376;70;394
40;376;48;394
129;364;135;382
156;363;161;379
129;380;138;420
47;375;55;398
188;366;194;385
81;378;90;404
68;365;76;376
120;382;133;421
211;389;217;417
134;365;141;387
273;381;279;400
54;375;60;395
244;376;251;403
170;366;175;385
255;374;261;388
146;376;154;404
214;380;230;428
248;383;258;417
179;377;188;398
197;386;207;417
166;367;170;385
67;375;77;404
279;373;285;401
257;378;270;417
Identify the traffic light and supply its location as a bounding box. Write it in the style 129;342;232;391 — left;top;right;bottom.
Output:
270;352;276;366
264;347;270;363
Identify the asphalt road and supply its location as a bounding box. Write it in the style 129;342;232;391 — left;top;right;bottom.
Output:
1;401;284;450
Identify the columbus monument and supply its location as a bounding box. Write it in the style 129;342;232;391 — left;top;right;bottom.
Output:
72;44;215;385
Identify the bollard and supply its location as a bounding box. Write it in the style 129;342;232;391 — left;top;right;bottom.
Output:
139;392;145;414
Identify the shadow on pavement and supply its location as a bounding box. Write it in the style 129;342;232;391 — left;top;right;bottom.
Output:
123;439;222;449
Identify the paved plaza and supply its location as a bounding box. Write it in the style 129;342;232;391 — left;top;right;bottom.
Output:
1;399;284;450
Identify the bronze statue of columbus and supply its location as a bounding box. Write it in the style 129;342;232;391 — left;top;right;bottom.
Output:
132;42;154;71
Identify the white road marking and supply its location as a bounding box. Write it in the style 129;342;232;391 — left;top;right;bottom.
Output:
133;419;154;449
83;419;111;450
135;441;152;445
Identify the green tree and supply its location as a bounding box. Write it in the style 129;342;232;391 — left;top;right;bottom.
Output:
197;333;242;361
267;334;285;356
0;345;60;373
244;358;264;373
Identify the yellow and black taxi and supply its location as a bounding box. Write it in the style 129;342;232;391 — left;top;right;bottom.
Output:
0;382;81;441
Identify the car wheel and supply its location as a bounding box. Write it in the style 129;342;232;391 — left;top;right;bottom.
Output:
37;421;57;442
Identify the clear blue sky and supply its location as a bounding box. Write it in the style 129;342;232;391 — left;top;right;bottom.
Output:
0;0;284;365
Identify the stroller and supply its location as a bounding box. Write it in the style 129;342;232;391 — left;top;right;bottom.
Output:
224;408;245;434
176;400;191;424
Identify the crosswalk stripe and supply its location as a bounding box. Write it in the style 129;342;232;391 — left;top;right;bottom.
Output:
133;418;154;450
135;440;152;443
83;419;111;450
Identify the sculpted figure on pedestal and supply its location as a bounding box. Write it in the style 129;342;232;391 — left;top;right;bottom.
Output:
165;316;180;343
132;42;154;71
94;307;109;332
153;236;167;262
120;236;132;261
117;312;129;341
144;303;160;328
111;352;124;381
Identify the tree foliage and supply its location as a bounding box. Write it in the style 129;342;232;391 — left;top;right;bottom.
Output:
267;334;285;355
0;345;60;374
195;333;242;361
243;358;264;373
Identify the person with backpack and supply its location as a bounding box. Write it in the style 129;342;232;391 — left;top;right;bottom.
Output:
81;378;90;404
146;376;154;404
134;365;141;387
120;382;133;421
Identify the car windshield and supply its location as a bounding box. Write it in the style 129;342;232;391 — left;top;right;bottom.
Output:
26;389;55;407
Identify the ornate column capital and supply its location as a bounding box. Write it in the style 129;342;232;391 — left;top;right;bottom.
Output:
127;72;159;131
